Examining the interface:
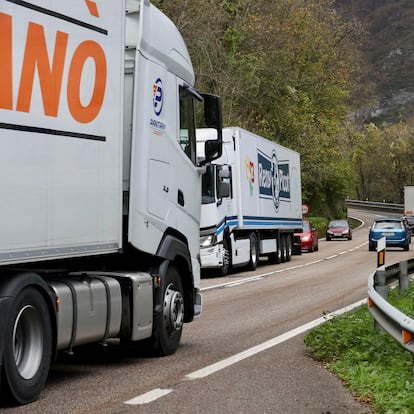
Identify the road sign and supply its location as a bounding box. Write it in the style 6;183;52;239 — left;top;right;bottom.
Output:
302;203;311;216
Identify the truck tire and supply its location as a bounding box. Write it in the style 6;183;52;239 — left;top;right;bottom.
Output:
286;235;292;262
219;238;231;276
2;287;52;405
248;233;258;271
280;234;287;263
269;235;282;264
154;266;184;356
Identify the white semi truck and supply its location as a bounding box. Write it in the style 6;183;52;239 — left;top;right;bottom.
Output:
0;0;222;405
404;185;414;215
198;127;302;276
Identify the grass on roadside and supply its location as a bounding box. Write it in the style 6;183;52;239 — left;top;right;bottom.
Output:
304;285;414;414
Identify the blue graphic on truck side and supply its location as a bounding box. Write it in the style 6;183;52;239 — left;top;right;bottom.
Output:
258;149;290;211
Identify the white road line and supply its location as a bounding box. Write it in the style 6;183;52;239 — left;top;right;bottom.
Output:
185;298;367;380
227;276;264;287
124;298;367;405
304;259;323;266
124;236;370;405
202;241;368;292
124;388;173;405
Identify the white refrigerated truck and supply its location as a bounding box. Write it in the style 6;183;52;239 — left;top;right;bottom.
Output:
0;0;222;405
198;127;302;276
404;185;414;215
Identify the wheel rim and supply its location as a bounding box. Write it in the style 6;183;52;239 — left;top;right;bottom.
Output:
251;244;257;264
250;236;257;265
13;305;43;380
163;283;184;335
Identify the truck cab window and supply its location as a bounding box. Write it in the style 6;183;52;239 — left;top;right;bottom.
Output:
179;86;197;164
202;165;215;204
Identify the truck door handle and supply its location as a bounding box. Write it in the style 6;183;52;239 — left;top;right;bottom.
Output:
163;186;169;193
178;190;184;206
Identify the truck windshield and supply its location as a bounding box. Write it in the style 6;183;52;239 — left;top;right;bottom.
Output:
202;165;215;204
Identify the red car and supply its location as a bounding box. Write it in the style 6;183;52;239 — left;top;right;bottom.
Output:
326;219;352;241
295;220;318;252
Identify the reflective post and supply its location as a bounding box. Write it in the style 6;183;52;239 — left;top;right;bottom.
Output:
399;260;409;295
377;237;386;268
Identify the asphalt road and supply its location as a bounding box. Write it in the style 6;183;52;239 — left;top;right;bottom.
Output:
2;208;411;413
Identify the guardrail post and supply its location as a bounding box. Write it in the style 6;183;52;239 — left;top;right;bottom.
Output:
374;269;387;331
399;260;409;295
376;269;388;300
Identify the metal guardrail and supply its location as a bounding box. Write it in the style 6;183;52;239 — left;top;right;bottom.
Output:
346;199;404;214
368;259;414;352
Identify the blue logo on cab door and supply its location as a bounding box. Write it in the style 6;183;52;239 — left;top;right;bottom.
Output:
153;78;163;116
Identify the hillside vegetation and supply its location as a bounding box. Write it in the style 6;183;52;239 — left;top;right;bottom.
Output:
337;0;414;124
155;0;414;211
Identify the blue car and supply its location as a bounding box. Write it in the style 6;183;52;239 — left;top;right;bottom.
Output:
368;217;410;251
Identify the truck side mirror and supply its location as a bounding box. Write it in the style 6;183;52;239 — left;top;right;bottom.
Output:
218;181;230;198
217;165;231;198
200;93;222;164
203;94;222;129
205;140;221;161
218;165;231;179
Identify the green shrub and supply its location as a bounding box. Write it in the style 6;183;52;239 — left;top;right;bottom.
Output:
305;217;329;239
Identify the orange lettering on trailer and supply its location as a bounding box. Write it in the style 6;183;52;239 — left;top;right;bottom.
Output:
16;22;68;117
0;13;13;110
85;0;99;17
67;40;106;123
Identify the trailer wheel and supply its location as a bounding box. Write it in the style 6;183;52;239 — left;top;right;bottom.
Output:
155;266;184;356
280;234;287;263
268;237;281;264
248;233;258;271
2;287;52;405
219;238;231;276
286;235;292;262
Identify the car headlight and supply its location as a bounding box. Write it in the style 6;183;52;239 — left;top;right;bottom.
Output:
200;234;217;248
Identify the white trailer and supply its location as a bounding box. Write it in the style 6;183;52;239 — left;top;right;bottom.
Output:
0;0;222;405
404;185;414;215
198;127;302;276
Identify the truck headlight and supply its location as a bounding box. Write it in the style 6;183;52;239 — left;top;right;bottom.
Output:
200;234;217;248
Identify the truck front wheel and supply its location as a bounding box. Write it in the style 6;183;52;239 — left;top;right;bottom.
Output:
2;287;52;405
155;266;184;356
219;238;231;276
248;233;259;271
